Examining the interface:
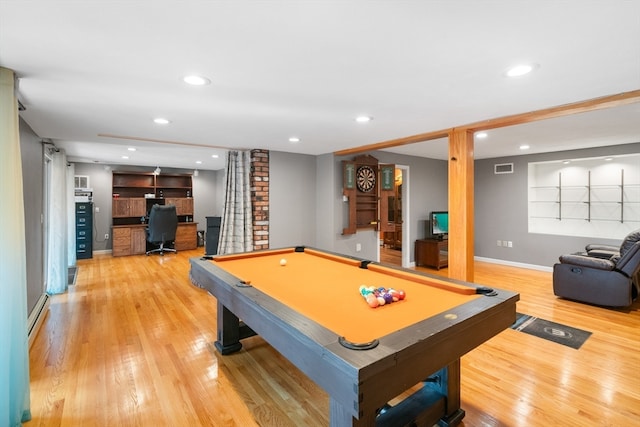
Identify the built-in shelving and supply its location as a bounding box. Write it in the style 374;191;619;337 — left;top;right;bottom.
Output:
529;169;639;224
111;172;196;256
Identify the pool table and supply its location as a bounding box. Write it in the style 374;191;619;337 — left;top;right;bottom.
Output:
189;246;519;426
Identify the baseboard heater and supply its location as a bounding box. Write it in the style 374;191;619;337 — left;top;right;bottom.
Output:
28;293;50;348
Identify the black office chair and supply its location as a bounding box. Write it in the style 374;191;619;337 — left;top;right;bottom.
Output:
146;204;178;256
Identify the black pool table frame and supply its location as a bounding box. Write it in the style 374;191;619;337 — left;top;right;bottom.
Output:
190;252;519;427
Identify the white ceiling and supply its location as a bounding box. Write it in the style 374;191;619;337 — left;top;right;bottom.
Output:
1;1;639;171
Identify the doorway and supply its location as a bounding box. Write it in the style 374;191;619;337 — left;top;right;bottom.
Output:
380;165;409;267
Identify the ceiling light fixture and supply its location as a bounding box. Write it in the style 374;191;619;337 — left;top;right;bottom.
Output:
289;137;300;143
604;157;613;161
505;63;537;77
355;116;372;123
121;155;129;159
153;118;170;125
563;160;571;164
183;75;211;86
195;160;202;164
475;132;488;139
519;144;530;150
127;147;137;152
211;154;219;159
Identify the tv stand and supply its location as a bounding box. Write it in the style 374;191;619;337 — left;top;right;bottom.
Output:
415;238;449;270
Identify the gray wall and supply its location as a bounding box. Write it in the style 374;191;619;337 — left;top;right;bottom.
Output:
19;118;45;315
475;142;640;268
193;169;223;224
269;152;316;248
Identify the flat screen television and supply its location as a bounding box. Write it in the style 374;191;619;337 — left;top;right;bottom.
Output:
430;211;449;239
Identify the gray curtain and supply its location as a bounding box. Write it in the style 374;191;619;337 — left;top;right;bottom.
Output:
218;150;253;254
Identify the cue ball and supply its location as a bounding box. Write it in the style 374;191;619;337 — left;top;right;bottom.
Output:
280;258;287;266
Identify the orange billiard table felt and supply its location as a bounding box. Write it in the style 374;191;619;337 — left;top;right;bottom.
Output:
213;248;481;344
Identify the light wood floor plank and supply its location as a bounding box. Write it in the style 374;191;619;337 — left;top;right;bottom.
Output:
26;249;640;426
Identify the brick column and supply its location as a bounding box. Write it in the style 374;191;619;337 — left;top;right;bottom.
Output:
250;150;269;250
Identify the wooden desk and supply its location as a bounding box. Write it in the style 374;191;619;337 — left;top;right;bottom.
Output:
415;238;448;270
112;222;198;257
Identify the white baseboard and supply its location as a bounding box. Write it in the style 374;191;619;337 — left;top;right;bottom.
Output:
407;258;550;272
92;249;112;255
28;293;50;348
474;256;553;272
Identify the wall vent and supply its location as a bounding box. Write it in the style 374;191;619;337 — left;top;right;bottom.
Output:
494;163;514;174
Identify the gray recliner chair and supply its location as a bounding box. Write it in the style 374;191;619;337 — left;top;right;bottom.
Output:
553;230;640;307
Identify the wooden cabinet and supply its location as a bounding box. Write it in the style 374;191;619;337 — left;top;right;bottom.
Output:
112;223;197;256
111;172;195;256
131;227;147;254
113;198;146;218
165;197;194;216
113;227;132;257
112;198;129;217
415;239;448;270
175;223;197;251
113;226;147;257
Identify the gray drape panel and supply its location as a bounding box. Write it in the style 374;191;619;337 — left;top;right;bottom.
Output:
218;150;253;255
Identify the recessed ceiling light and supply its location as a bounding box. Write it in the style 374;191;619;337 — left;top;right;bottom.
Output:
153;118;170;125
604;157;613;161
195;160;202;164
289;137;300;143
475;132;488;139
211;154;219;159
355;116;372;123
505;63;537;77
127;147;136;152
121;155;129;159
183;75;211;86
519;144;530;150
563;160;571;164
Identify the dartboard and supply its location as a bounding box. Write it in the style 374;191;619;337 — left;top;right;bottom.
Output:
356;165;376;192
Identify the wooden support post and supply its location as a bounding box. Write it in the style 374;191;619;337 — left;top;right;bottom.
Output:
448;129;474;282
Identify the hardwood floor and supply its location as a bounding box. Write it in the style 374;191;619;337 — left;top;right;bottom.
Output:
26;249;640;426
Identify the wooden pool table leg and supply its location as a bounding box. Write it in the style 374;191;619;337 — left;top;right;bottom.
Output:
435;360;465;427
214;301;256;355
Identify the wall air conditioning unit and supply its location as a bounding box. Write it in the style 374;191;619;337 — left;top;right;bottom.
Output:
75;175;90;190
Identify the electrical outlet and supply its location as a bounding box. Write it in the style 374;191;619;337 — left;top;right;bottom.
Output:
507;241;513;248
105;233;109;240
497;240;502;247
95;206;100;213
356;243;362;252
